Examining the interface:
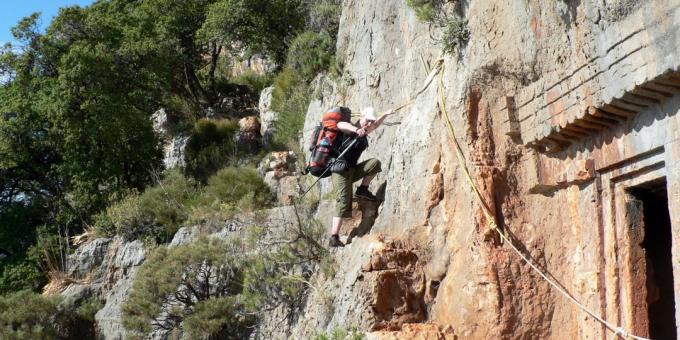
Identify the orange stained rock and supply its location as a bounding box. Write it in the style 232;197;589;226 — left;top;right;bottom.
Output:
369;323;456;340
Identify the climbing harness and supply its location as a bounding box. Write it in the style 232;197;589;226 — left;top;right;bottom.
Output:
434;62;650;340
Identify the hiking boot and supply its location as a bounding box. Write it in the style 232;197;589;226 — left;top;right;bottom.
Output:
355;186;377;201
329;234;344;248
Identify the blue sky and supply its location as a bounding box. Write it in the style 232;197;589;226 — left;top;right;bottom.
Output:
0;0;96;44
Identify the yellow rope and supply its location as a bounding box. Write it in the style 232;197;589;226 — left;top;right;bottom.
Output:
435;64;650;340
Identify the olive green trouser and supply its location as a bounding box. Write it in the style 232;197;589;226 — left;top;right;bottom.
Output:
332;158;382;218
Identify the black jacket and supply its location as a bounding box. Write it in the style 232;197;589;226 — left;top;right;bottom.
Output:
338;135;368;167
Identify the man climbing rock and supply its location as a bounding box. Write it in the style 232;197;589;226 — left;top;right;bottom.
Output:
328;106;395;247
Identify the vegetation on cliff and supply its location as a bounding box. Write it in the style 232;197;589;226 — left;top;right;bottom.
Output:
0;0;343;337
407;0;470;53
122;221;329;339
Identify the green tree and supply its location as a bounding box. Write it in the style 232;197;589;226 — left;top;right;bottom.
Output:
0;290;61;339
199;0;306;66
123;237;255;339
0;7;163;290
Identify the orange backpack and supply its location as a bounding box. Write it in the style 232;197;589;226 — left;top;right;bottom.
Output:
306;107;351;177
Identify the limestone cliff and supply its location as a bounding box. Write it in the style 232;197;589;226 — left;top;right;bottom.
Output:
276;0;680;339
62;0;680;339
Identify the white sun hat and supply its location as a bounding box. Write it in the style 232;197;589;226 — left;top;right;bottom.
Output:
361;107;376;121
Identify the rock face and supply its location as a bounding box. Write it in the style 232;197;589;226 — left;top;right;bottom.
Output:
151;108;171;136
94;240;146;340
61;238;146;340
67;238;112;278
151;108;188;170
163;135;189;170
230;53;275;77
258;86;279;148
287;0;680;339
258;151;299;204
360;238;427;331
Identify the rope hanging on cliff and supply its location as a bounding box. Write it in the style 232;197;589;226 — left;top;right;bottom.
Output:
391;58;445;113
435;63;650;340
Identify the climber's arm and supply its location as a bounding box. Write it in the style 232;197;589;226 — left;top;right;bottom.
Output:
367;109;396;132
338;121;367;137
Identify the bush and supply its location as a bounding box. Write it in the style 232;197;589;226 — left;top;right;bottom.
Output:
264;1;342;151
441;16;470;54
286;31;335;81
28;229;71;274
203;167;272;207
123;237;255;338
270;67;311;149
313;327;365;340
306;0;342;39
189;167;273;226
406;0;443;22
231;70;273;96
94;170;199;242
95;166;276;242
183;296;255;340
185;118;241;181
406;0;469;54
76;297;103;323
240;218;329;312
122;206;331;338
0;290;61;339
137;171;199;238
0;259;45;295
94;192;149;240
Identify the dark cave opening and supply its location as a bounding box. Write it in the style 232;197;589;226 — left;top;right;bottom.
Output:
631;180;677;339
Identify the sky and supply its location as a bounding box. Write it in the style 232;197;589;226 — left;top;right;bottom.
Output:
0;0;96;44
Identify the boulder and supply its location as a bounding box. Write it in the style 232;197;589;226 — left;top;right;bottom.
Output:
151;108;170;137
163;135;189;170
149;108;189;170
258;86;279;147
258;86;274;114
235;116;262;153
258;151;300;204
67;238;112;278
239;116;261;133
257;151;297;175
169;226;199;247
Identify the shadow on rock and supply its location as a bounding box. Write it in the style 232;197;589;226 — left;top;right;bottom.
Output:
346;181;387;244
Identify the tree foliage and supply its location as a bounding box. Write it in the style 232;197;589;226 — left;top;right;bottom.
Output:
406;0;469;54
123;215;330;339
0;0;316;293
199;0;306;66
0;290;61;339
122;237;255;339
94;168;273;242
0;290;100;339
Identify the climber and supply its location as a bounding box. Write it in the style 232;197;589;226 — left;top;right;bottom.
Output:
328;106;396;247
